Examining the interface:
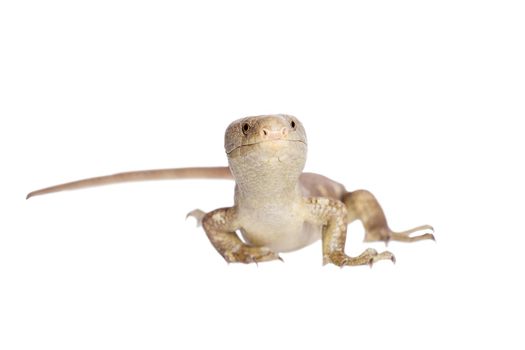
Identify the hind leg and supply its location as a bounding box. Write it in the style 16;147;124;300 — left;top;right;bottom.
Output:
342;190;434;244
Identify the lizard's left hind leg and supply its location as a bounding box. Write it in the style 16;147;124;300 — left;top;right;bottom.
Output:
342;190;434;244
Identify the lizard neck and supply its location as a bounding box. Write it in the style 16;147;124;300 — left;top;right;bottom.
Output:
234;166;303;206
228;141;306;207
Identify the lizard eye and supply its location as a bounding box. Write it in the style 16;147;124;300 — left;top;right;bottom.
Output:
290;120;296;129
242;123;250;135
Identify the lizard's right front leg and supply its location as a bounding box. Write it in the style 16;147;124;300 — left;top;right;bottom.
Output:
202;207;282;264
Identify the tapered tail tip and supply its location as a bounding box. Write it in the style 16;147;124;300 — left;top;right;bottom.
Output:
26;191;40;200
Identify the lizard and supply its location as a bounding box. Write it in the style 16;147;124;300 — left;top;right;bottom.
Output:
27;114;434;266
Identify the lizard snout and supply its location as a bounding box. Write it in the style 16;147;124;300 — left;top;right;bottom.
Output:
260;126;288;141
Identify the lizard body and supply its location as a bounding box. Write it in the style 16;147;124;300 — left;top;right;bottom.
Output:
28;114;434;266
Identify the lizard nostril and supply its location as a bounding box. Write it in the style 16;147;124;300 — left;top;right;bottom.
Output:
260;127;287;139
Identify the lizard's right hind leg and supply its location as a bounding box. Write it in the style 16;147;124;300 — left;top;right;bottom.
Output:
342;190;434;244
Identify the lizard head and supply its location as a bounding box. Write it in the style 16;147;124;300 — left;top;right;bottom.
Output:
224;114;308;179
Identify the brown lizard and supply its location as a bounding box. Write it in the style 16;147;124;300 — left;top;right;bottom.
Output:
27;114;434;266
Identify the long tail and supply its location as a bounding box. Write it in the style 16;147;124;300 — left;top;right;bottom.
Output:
26;167;233;199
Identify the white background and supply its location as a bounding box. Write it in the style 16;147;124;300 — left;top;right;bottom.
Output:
1;1;524;349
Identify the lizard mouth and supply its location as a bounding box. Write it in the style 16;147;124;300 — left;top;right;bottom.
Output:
226;139;307;155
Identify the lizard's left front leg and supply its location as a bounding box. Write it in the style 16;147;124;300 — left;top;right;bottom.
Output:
306;198;395;267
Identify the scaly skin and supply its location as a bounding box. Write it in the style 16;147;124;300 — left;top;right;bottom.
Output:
27;114;434;267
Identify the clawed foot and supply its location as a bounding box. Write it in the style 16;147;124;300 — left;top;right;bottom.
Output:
323;248;396;267
223;245;283;264
365;225;436;245
389;225;435;244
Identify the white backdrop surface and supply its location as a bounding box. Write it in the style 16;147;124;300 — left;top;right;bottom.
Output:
1;1;524;349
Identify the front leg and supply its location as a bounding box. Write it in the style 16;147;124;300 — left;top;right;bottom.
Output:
202;207;281;264
306;198;395;267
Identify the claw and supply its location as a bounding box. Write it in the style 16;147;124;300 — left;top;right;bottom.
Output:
186;209;206;227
